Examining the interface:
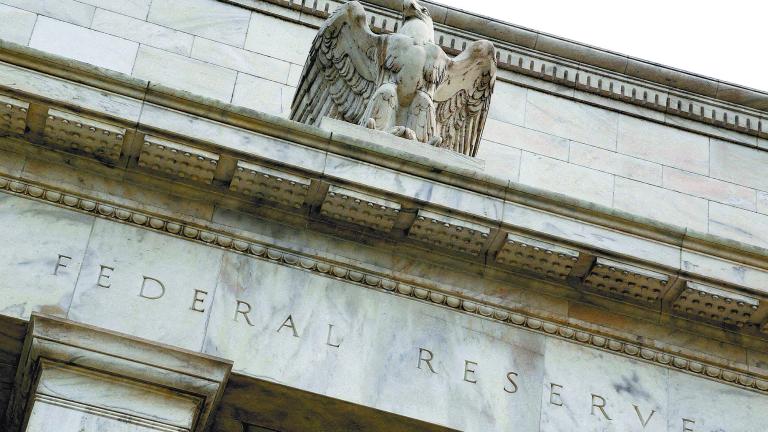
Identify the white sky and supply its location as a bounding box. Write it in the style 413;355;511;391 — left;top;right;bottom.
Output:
435;0;768;92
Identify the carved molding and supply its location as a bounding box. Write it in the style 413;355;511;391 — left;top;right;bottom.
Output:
0;94;27;137
495;233;579;279
673;281;760;328
43;108;125;164
409;209;492;255
320;185;401;232
3;174;768;396
230;160;311;208
583;258;670;304
139;135;220;184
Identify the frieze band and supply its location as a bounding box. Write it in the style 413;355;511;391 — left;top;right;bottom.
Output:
2;173;767;397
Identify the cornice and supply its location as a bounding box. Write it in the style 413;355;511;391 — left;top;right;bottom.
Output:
1;173;767;397
222;0;768;148
4;53;768;336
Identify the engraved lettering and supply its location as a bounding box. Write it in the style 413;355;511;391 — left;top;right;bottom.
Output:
682;418;695;432
326;323;341;348
97;265;114;288
549;383;564;406
54;254;71;275
591;394;612;421
234;300;254;326
633;404;656;428
139;276;165;299
504;371;519;394
190;289;207;312
417;348;436;373
463;360;478;384
277;315;299;337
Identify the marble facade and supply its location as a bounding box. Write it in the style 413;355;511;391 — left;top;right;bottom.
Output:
0;0;767;431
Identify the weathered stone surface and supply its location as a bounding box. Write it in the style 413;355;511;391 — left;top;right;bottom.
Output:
409;209;491;255
192;37;291;84
663;166;756;211
482;118;570;160
204;252;546;432
710;138;768;191
29;16;139;75
583;257;669;304
43;108;126;163
138;135;220;184
245;12;315;65
495;233;578;279
488;82;527;125
475;139;521;181
91;8;194;56
540;337;669;432
133;46;237;102
0;63;143;123
673;281;758;328
617;115;709;175
569;141;662;185
231;73;285;116
0;4;37;45
67;219;224;351
320;185;401;232
519;152;614;207
0;94;28;137
77;0;151;20
613;177;709;232
230;160;311;208
525;90;619;150
709;202;768;248
1;0;94;26
0;193;93;319
147;0;251;47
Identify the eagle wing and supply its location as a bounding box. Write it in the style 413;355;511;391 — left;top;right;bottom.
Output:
290;1;384;126
434;40;497;157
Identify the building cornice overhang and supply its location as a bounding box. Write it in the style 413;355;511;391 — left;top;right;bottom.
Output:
222;0;768;149
3;40;768;397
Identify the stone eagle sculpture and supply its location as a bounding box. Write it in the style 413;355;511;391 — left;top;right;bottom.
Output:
290;0;496;157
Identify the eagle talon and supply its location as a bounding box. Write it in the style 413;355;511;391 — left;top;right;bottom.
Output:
365;118;376;129
428;136;443;147
389;126;417;141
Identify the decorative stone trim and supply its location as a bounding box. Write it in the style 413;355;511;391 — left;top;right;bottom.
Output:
409;209;491;256
673;281;759;328
43;108;125;164
495;232;579;279
583;258;670;304
320;185;401;232
0;94;27;136
229;160;311;208
231;0;768;143
2;173;765;395
139;135;220;184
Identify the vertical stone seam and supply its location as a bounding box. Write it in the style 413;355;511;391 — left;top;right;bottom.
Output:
64;214;98;319
197;251;228;353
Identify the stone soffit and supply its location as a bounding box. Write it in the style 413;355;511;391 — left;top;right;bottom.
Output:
223;0;768;146
3;37;768;399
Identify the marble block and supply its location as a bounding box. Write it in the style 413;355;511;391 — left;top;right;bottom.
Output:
67;219;224;351
203;252;546;432
540;338;668;432
0;192;93;319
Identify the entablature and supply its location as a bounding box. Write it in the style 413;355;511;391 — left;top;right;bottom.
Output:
3;47;768;396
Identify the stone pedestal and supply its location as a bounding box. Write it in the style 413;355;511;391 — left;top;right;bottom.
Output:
5;314;232;432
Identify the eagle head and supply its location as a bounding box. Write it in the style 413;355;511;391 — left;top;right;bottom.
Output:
403;0;432;24
400;0;434;43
